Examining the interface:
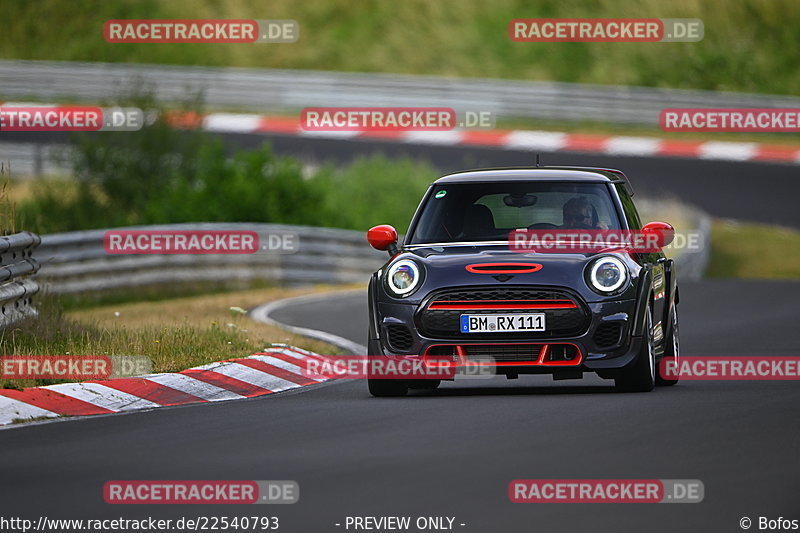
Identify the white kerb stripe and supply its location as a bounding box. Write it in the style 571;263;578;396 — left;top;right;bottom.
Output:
203;113;262;133
43;383;160;412
270;344;317;357
503;130;568;151
144;373;245;402
605;136;661;156
263;347;323;362
299;130;361;138
187;360;235;372
266;350;336;368
210;362;299;392
249;355;323;381
402;131;464;144
698;142;758;161
0;396;59;425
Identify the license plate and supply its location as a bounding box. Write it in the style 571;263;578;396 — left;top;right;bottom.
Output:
460;314;545;333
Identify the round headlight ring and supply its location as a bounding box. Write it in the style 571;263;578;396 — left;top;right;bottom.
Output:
386;259;421;297
589;256;628;294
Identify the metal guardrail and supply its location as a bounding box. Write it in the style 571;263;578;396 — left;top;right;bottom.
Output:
0;232;41;327
0;144;66;177
2;60;800;126
33;217;709;296
34;223;387;294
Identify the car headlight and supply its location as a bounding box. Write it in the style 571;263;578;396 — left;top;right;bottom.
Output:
587;256;628;294
386;259;422;297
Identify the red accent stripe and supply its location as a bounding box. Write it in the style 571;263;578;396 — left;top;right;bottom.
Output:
180;369;272;397
657;140;702;157
88;378;206;406
256;349;328;364
163;110;204;129
430;303;575;310
236;359;316;386
563;134;610;152
753;144;800;162
460;130;511;146
466;262;543;274
256;116;301;134
429;300;576;310
0;388;114;415
432;299;574;304
423;343;583;367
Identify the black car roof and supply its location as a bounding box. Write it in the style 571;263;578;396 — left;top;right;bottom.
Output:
433;167;634;195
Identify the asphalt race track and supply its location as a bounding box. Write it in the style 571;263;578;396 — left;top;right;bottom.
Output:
2;280;798;533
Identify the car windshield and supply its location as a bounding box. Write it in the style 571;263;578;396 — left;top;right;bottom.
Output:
408;181;622;244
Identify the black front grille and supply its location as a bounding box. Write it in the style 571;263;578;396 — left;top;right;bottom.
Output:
417;286;590;339
593;322;623;348
386;324;413;352
428;287;572;302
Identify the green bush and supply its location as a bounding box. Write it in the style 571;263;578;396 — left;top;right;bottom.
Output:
16;105;438;233
16;98;334;232
315;155;436;233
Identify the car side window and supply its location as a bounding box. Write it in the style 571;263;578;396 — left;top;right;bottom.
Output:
615;184;641;230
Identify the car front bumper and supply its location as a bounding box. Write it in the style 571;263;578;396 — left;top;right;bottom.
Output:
370;298;643;375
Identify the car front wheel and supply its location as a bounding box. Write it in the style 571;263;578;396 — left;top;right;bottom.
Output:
656;305;680;386
407;379;441;390
615;307;656;392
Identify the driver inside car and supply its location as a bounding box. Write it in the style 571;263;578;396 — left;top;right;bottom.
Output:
560;196;608;230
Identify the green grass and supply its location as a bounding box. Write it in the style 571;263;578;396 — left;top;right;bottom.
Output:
0;286;343;389
707;220;800;279
1;0;800;95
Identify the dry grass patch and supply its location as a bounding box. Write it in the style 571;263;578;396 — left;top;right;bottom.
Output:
1;285;362;389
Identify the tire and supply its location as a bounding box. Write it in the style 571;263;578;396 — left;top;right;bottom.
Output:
656;305;680;386
368;378;409;397
407;379;441;390
615;307;656;392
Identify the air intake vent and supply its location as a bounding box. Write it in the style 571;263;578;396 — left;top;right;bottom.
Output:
594;322;623;348
386;325;413;352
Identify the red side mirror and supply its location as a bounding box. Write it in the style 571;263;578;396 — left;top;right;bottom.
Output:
641;221;675;248
367;225;398;252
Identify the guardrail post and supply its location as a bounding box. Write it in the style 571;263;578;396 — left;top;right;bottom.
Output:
0;231;42;328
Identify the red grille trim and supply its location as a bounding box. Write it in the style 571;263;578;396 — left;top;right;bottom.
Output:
428;299;577;310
